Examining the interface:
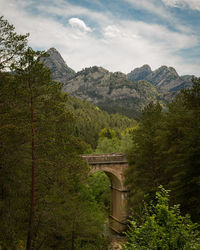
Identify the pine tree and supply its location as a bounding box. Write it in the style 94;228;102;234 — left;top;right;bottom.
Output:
0;47;107;249
0;16;29;246
161;78;200;221
125;102;164;212
0;15;28;71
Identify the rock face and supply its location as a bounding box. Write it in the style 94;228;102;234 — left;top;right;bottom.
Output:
128;65;193;91
43;48;195;118
127;64;152;82
63;66;161;118
41;48;76;82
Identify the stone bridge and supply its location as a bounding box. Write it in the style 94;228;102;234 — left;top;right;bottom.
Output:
82;153;129;233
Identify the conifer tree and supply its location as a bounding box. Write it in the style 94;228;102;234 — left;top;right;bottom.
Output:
125;102;164;210
0;15;28;71
160;78;200;221
0;46;107;249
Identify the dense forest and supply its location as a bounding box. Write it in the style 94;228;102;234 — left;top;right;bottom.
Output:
0;16;200;249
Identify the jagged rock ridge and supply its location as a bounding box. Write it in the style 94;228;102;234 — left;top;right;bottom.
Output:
42;48;194;118
127;65;193;91
41;48;76;82
63;66;161;118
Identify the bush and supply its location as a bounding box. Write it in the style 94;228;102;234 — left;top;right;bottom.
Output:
123;186;200;250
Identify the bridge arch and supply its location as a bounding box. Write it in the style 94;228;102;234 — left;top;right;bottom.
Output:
89;167;123;190
82;154;129;233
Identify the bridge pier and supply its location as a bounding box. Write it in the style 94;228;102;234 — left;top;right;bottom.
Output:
110;186;129;233
82;154;129;234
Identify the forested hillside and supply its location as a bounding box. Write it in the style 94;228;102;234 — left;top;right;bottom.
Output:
65;95;136;149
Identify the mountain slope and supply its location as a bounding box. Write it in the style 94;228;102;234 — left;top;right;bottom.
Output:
42;48;194;119
127;64;152;82
127;65;193;91
63;66;162;118
66;94;136;148
41;48;76;82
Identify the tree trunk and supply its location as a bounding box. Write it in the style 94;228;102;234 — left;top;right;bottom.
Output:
71;230;75;250
26;88;36;250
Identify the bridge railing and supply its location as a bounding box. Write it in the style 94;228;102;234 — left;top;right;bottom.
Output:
81;153;127;164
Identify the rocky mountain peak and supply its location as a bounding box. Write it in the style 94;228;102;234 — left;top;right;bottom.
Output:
141;64;152;71
169;67;178;76
127;64;192;91
41;47;76;83
48;47;60;54
113;71;127;78
127;64;152;82
155;66;178;77
147;66;181;89
42;48;194;118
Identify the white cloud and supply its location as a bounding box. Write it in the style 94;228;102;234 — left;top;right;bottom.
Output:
99;21;198;75
124;0;171;19
69;17;92;33
103;25;122;38
162;0;200;11
36;0;112;26
124;0;199;35
0;0;199;76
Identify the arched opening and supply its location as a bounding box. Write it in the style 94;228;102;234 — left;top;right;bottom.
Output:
88;171;110;216
88;169;127;233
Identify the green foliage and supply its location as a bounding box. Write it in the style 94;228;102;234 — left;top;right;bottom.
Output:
0;15;28;70
126;79;200;223
118;133;134;153
0;20;108;249
123;186;200;250
125;102;164;208
161;77;200;221
88;172;110;213
95;137;120;154
95;128;133;154
42;181;106;249
65;96;136;149
99;128;117;139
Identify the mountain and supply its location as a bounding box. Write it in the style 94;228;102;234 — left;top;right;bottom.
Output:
63;66;162;118
127;64;152;82
127;65;193;92
42;48;194;119
170;75;193;91
41;48;76;82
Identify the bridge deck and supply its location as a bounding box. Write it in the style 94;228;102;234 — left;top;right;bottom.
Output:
82;153;127;164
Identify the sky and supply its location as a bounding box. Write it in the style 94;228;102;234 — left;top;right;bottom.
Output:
1;0;200;76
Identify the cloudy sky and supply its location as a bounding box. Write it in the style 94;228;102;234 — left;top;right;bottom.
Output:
1;0;200;76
